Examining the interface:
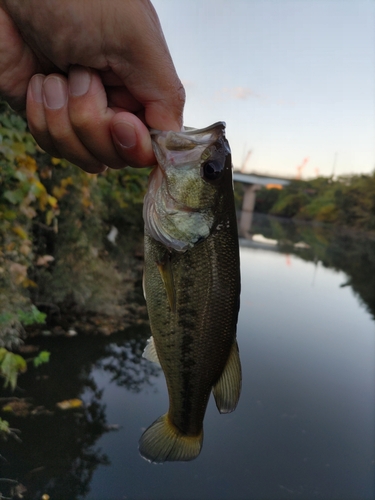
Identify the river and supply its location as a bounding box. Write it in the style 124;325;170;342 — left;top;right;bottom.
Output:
1;216;374;500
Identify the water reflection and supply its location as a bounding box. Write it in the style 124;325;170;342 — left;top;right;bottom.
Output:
1;215;374;499
0;325;159;500
237;244;374;500
247;214;375;320
95;335;160;392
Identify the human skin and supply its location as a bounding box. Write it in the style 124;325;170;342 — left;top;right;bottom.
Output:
0;0;185;173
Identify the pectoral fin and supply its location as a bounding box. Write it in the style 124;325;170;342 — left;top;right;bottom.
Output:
157;255;176;312
212;340;242;414
143;336;161;366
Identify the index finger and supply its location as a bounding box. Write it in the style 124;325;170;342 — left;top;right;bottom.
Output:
103;1;185;132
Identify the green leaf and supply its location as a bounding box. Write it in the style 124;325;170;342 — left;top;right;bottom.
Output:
14;170;27;182
0;312;13;325
0;116;12;128
0;417;10;434
3;189;25;205
2;209;17;220
17;305;46;325
33;350;50;368
25;140;36;155
12;115;27;132
30;181;45;197
0;347;7;363
0;351;27;390
11;140;26;155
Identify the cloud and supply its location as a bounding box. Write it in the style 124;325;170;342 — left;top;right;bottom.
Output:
233;87;259;100
214;86;262;102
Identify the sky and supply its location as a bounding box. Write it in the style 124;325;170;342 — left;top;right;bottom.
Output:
152;0;374;179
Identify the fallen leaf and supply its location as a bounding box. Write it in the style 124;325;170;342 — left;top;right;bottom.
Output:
22;278;37;288
17;345;39;354
2;400;31;417
56;399;83;410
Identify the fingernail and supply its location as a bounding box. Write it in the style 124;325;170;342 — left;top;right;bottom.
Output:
69;66;91;96
30;74;44;103
113;122;137;149
43;76;67;109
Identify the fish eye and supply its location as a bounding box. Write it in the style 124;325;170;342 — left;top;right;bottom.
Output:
202;160;225;182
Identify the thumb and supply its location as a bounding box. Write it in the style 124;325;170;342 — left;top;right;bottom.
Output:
112;57;186;133
105;1;185;132
143;80;186;133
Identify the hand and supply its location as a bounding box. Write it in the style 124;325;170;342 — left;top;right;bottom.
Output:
0;0;185;173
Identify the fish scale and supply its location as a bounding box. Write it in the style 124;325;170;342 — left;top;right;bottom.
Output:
139;122;241;462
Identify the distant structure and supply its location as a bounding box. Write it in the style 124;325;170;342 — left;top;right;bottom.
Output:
233;172;291;188
240;150;253;173
296;156;309;179
233;171;291;238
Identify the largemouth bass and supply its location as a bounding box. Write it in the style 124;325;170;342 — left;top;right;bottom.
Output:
139;122;241;463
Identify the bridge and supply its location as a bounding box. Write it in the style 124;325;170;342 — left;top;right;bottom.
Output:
233;172;292;187
233;171;292;238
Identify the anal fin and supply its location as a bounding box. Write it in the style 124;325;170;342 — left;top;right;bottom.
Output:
212;340;242;414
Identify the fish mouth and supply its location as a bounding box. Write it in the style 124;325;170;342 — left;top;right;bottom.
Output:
149;121;226;140
150;122;227;170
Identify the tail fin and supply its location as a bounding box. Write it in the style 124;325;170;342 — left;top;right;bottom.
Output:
139;414;203;463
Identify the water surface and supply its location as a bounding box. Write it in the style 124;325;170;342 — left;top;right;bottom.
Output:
1;218;374;499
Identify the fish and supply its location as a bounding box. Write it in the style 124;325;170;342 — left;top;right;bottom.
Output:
139;122;241;463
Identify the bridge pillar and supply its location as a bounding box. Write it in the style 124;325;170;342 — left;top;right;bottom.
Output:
239;184;261;238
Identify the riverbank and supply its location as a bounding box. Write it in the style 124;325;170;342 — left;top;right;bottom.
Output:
249;173;375;232
0;102;149;348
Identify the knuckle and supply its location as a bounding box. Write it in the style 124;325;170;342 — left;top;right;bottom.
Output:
69;106;93;132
